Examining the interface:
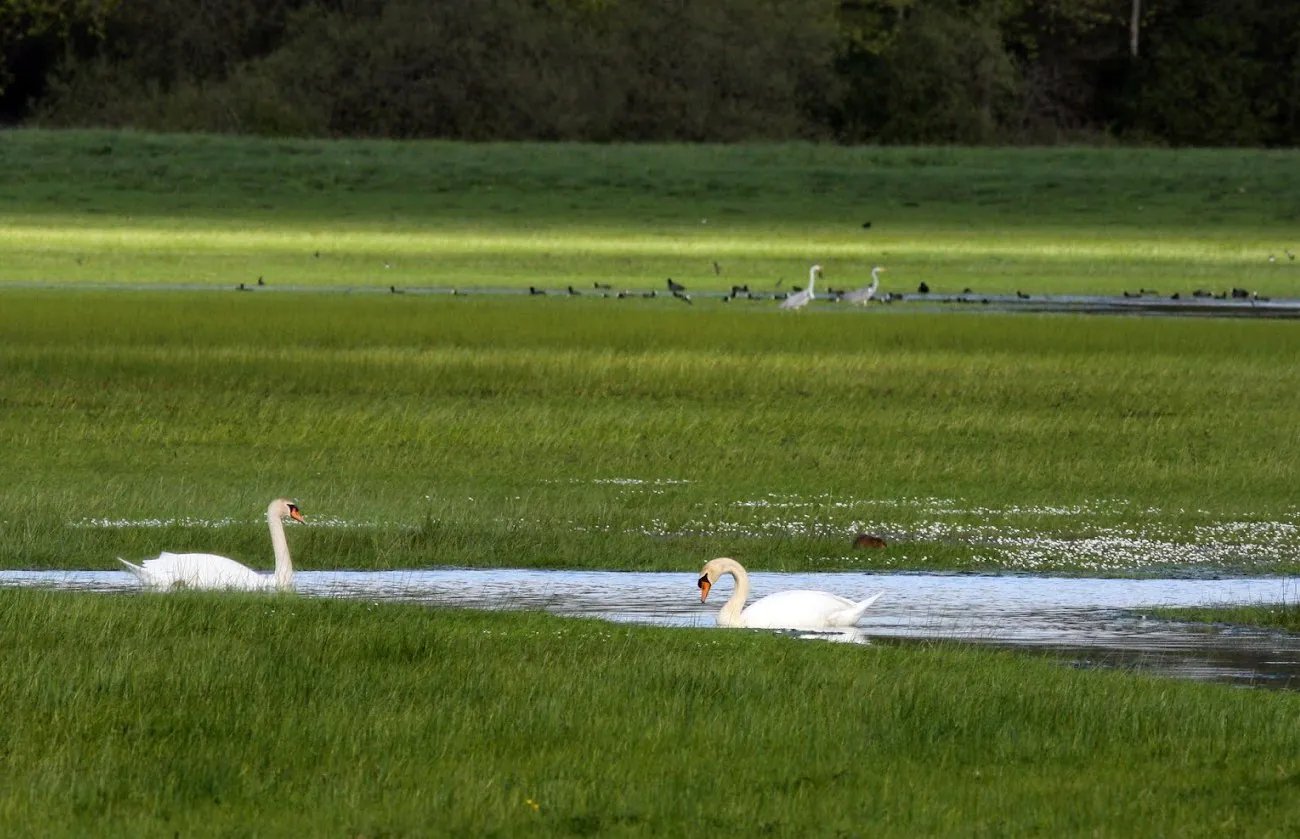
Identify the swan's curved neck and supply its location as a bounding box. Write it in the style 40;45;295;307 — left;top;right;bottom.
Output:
808;267;818;292
713;557;750;625
871;267;880;282
267;504;294;590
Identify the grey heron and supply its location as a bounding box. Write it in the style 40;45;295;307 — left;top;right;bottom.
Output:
779;264;821;311
842;266;885;305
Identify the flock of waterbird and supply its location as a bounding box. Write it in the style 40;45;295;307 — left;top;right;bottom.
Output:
235;240;1298;309
516;263;889;309
116;499;888;631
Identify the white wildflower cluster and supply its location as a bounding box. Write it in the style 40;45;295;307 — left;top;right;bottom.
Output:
540;477;692;486
70;516;241;529
70;515;384;530
636;494;1300;573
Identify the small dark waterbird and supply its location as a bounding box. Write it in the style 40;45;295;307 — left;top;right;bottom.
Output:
853;533;888;549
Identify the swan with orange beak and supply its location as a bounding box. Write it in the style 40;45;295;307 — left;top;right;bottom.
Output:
698;557;884;629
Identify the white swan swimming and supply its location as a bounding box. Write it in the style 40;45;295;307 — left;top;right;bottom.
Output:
118;498;305;591
697;557;884;629
779;264;821;311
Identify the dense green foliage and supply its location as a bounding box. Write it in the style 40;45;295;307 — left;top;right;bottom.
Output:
6;0;1300;145
2;590;1299;837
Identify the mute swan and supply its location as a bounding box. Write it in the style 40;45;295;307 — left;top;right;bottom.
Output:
118;499;305;591
779;265;820;311
843;266;885;305
697;557;883;629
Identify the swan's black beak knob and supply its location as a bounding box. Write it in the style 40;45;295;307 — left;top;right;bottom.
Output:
288;504;306;524
698;575;711;603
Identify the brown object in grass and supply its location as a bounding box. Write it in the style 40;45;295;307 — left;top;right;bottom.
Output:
853;533;888;549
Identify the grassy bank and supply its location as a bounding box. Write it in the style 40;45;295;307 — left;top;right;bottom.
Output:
1158;603;1300;632
2;590;1298;837
3;130;1300;296
3;290;1300;574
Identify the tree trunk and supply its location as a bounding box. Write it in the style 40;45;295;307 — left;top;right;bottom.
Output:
1130;0;1140;57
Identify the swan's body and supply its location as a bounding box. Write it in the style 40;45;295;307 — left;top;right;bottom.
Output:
118;499;305;591
697;557;883;629
843;266;885;305
779;265;820;311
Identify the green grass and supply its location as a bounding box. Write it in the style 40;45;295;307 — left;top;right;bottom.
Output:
6;131;1300;836
3;589;1299;837
4;130;1300;296
3;290;1300;574
1157;603;1300;632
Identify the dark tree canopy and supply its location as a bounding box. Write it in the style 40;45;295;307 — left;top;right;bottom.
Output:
5;0;1299;145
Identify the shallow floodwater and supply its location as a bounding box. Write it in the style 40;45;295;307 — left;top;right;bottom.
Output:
12;282;1300;319
5;569;1298;688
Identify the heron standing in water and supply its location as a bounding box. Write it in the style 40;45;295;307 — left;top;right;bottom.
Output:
779;264;821;311
843;266;885;305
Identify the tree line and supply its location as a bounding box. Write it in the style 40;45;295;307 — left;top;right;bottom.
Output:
3;0;1298;146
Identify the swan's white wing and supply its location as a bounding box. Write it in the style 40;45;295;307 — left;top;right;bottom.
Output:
843;285;876;304
824;591;885;626
738;590;863;629
130;552;270;590
779;291;810;310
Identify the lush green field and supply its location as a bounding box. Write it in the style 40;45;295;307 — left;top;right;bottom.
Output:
3;289;1300;574
4;130;1300;297
1;589;1297;838
5;132;1300;837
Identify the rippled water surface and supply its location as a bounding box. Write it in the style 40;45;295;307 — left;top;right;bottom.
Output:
5;569;1298;688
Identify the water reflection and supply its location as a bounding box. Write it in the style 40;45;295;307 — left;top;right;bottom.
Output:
4;569;1297;688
